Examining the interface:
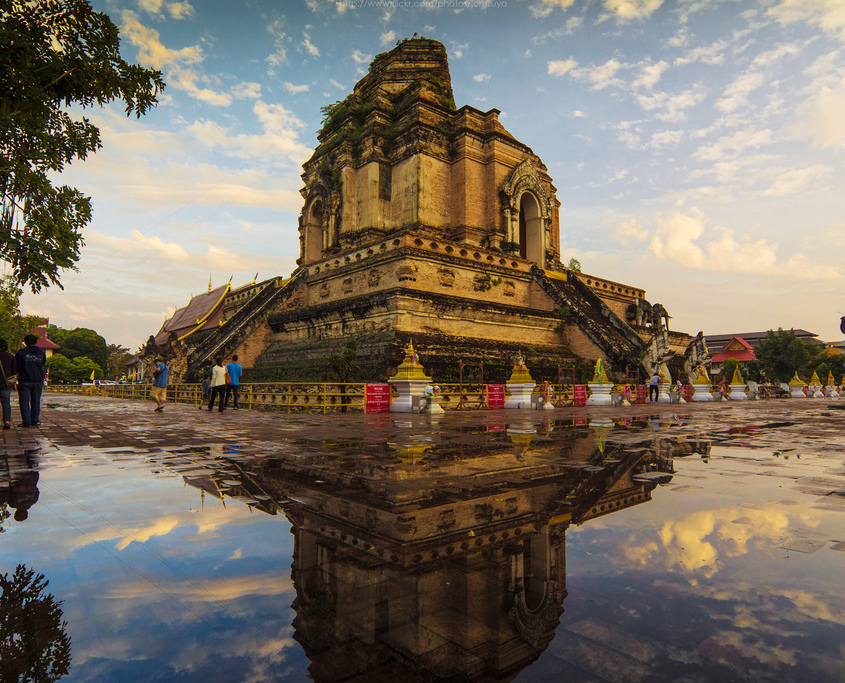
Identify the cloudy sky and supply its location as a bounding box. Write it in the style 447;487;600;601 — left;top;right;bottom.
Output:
19;0;845;350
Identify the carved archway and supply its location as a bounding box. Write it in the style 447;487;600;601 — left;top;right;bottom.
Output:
501;161;551;267
304;198;325;265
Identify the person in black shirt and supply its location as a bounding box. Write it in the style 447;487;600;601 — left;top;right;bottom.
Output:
0;339;17;429
15;334;47;428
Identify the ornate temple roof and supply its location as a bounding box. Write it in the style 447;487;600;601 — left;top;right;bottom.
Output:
154;283;230;346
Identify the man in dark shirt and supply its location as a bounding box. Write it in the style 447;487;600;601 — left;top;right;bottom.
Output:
0;339;17;429
15;334;47;428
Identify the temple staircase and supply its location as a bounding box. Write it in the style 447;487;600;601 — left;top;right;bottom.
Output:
188;269;307;369
532;266;645;368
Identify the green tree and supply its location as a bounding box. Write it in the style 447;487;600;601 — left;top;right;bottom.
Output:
70;356;102;382
0;276;38;350
0;0;164;292
106;343;131;380
45;353;74;383
54;328;108;376
325;340;360;412
567;258;582;272
0;564;72;682
754;329;812;383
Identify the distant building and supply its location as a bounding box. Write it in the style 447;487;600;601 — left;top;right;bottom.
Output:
824;340;845;356
705;329;822;354
708;337;757;374
30;319;60;359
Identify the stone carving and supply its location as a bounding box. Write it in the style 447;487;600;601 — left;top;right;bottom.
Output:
319;283;331;298
628;298;652;327
396;264;417;282
652;303;671;331
438;268;455;287
503;281;515;297
683;331;710;379
342;277;353;294
368;269;381;288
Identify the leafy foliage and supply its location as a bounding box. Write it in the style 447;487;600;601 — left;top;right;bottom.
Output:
47;325;108;375
567;258;582;272
754;328;815;383
0;276;39;350
0;564;72;682
0;0;164;292
46;353;103;382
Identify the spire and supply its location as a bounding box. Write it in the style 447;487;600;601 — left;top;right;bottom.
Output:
207;274;212;293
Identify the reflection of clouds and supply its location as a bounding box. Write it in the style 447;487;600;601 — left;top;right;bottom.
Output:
657;507;793;578
104;572;293;602
76;504;255;552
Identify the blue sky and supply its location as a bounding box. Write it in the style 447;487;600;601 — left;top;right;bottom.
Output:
20;0;845;350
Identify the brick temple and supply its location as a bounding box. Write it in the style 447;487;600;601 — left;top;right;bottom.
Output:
150;38;697;383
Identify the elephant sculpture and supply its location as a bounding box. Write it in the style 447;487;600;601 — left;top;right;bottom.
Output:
652;303;671;331
628;298;653;327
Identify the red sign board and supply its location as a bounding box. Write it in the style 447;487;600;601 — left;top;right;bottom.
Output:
573;385;587;406
487;384;505;409
365;383;391;413
636;384;647;404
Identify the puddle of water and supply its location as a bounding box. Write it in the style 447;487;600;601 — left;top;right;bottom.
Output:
1;414;843;682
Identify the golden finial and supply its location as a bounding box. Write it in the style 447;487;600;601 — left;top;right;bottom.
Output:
207;275;212;293
253;272;258;285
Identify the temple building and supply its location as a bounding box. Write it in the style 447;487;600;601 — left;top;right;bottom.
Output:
149;417;706;680
151;38;699;383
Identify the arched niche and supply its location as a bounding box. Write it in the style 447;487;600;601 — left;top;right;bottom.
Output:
304;198;324;264
501;160;551;267
519;192;543;265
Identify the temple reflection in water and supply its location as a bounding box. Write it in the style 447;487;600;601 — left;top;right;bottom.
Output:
160;416;708;682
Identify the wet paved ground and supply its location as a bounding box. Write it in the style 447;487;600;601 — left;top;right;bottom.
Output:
1;393;844;682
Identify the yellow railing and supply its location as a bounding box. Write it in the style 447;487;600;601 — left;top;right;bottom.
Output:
47;382;368;413
45;381;578;412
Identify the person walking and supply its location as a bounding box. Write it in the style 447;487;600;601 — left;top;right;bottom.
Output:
224;354;243;410
0;340;18;430
648;371;660;403
151;357;169;412
208;357;227;412
15;334;47;428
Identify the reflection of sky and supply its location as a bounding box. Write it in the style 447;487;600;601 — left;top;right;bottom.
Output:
553;448;845;682
0;450;307;681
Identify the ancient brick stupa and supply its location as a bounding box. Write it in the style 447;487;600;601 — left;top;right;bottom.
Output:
186;38;694;383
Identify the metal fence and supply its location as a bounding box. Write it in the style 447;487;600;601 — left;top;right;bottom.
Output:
45;381;580;413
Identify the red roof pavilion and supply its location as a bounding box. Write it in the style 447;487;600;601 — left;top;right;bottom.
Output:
709;336;757;364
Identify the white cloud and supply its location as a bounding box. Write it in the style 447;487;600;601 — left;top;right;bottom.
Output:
530;0;576;19
572;110;587;117
473;73;492;82
647;207;838;279
761;164;830;195
578;58;625;89
674;39;728;66
614;217;649;245
798;74;845;147
451;42;468;59
647;129;684;148
548;58;579;76
716;71;766;112
231;82;261;100
602;0;664;22
121;11;203;69
766;0;845;40
636;85;707;122
693;127;774;162
137;0;195;19
633;60;669;89
351;49;372;64
329;78;345;90
302;33;320;57
284;82;310;94
380;30;396;46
